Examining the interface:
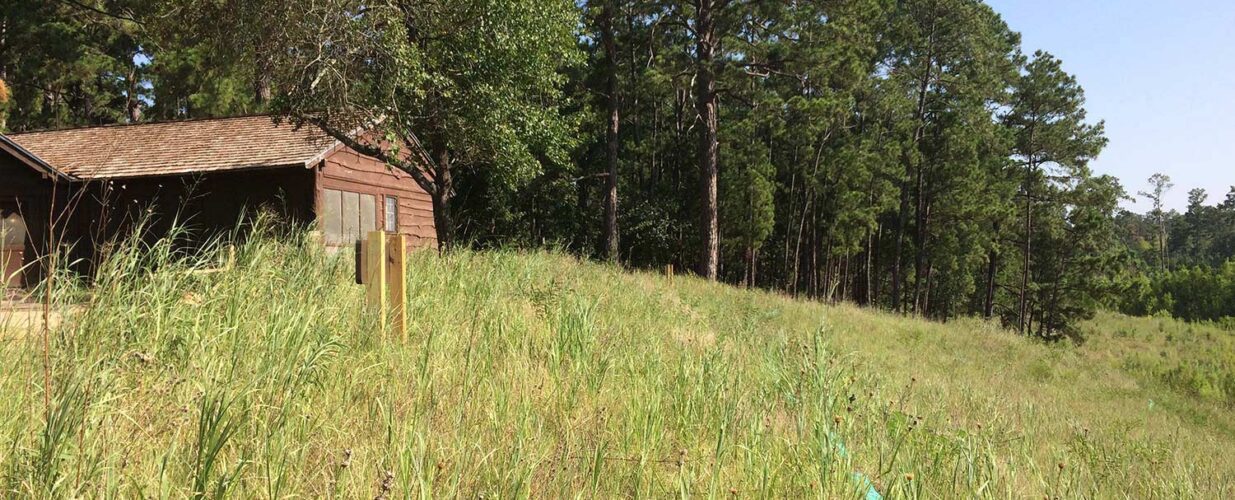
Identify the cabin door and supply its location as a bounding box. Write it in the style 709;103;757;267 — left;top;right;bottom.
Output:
1;203;28;288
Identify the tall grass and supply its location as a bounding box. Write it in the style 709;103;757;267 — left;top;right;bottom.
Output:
0;224;1231;497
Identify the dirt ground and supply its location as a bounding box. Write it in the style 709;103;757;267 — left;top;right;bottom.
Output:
0;300;58;339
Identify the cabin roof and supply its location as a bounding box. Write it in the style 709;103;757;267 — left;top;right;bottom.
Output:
5;115;338;180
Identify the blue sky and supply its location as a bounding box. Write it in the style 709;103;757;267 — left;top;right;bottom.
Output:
985;0;1235;213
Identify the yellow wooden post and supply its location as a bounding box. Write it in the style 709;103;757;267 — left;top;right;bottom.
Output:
385;233;408;342
667;263;674;284
364;231;388;335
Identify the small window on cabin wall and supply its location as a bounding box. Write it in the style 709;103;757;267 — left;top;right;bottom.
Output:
384;195;398;232
1;210;27;248
321;189;377;245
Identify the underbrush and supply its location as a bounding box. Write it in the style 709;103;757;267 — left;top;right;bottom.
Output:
1084;313;1235;407
0;230;1231;497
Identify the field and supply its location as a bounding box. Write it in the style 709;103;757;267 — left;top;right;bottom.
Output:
1;233;1232;498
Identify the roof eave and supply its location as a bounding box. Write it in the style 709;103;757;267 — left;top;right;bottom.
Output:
0;134;77;181
75;162;311;181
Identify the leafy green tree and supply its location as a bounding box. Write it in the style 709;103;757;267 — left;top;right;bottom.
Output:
211;0;583;248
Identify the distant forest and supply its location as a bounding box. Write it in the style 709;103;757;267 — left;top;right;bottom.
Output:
1;0;1232;337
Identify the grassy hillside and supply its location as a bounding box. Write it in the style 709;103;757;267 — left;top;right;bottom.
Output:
1;234;1232;498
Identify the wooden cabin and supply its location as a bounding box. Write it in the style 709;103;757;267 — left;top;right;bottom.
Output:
0;115;436;288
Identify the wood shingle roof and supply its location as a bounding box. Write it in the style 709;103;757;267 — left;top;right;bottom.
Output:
6;115;337;179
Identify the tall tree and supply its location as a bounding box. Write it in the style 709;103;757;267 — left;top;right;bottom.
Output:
878;0;1018;314
1138;172;1174;271
0;0;149;131
1033;173;1125;338
598;0;621;262
206;0;582;249
692;0;723;279
1002;51;1106;334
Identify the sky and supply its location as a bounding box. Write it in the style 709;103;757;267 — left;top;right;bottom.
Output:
985;0;1235;213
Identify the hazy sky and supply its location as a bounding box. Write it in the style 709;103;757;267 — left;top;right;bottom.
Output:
985;0;1235;213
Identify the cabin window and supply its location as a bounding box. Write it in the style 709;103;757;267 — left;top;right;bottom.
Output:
1;209;26;248
2;207;26;287
321;189;377;245
384;195;398;232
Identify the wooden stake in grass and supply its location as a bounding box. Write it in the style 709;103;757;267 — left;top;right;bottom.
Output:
385;233;408;343
364;231;388;315
363;231;407;341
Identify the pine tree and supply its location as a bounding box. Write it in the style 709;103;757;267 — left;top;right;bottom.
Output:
1002;51;1107;335
1138;173;1174;271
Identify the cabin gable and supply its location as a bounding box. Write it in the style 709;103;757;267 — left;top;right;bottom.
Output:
315;145;437;251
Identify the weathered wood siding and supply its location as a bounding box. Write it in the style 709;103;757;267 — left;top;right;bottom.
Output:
0;155;52;287
0;154;52;198
72;167;316;243
56;168;316;278
316;146;437;251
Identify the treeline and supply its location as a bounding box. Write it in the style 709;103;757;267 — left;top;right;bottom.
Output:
1117;181;1235;322
0;0;1165;339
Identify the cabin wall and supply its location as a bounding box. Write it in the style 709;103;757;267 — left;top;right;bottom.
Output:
4;139;436;288
0;154;53;287
64;167;316;270
316;147;437;251
0;154;54;197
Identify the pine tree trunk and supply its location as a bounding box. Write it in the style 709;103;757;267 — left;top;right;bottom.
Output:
1159;222;1169;271
912;179;930;313
1018;163;1034;334
601;0;620;262
983;245;998;319
743;245;754;288
695;0;719;280
863;226;874;305
893;24;936;313
872;222;883;305
891;186;909;311
894;57;933;312
745;246;755;286
125;63;141;123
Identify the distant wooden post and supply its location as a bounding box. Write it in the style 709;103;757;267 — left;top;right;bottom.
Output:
667;263;674;284
385;233;408;342
362;231;407;341
364;231;387;314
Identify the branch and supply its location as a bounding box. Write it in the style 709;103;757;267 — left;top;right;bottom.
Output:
302;116;439;197
55;0;142;24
